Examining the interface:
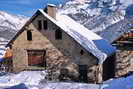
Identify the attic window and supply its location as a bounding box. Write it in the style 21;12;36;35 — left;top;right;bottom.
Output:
27;30;32;41
55;29;62;40
80;50;84;55
43;20;48;30
38;20;42;30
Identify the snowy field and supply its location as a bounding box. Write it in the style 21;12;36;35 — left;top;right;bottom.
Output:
0;71;132;89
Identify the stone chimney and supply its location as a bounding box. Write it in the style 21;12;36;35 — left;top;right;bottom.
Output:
47;4;56;19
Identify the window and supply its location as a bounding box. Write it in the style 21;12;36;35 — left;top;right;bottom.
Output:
80;50;84;55
43;20;48;30
38;20;42;30
27;30;32;41
55;29;62;40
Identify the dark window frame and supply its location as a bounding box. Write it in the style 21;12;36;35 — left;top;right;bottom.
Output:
38;20;42;30
55;29;62;40
43;20;48;30
80;50;84;55
27;30;32;41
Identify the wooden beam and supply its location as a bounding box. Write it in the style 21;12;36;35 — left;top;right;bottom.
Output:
117;41;133;44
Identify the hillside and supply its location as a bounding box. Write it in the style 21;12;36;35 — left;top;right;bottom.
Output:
0;11;27;57
0;11;27;40
59;0;133;43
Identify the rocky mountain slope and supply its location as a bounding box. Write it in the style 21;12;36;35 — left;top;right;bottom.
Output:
0;11;27;41
59;0;133;43
0;11;27;57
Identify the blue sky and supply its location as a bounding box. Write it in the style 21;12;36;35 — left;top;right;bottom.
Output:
0;0;62;17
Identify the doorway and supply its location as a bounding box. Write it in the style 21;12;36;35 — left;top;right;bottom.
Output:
78;65;88;83
103;55;115;81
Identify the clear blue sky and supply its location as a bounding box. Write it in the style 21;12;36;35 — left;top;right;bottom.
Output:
0;0;62;17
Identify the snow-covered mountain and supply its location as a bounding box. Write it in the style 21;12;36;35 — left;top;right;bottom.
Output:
59;0;133;43
0;11;28;40
0;11;28;58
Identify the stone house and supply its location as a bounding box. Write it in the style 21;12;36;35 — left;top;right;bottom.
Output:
94;16;133;79
112;29;133;77
6;4;116;83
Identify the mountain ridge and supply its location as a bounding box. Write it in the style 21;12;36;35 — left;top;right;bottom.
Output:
59;0;133;43
0;11;28;41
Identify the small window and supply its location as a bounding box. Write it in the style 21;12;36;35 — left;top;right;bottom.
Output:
55;29;62;40
80;50;84;55
27;30;32;41
38;20;42;30
43;20;48;30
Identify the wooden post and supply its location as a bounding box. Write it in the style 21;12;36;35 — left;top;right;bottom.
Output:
43;50;47;70
97;64;103;83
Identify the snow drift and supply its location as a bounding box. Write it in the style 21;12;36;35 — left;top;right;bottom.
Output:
0;71;133;89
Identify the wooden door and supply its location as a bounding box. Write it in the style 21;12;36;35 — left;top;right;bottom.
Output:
27;50;46;67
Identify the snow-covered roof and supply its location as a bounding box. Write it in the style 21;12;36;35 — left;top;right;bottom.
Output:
39;9;116;64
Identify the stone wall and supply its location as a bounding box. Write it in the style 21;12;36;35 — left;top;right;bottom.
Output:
115;45;133;77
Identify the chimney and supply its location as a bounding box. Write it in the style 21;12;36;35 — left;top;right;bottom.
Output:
47;4;56;19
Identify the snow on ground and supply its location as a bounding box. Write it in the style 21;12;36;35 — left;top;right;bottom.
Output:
102;75;133;89
0;71;133;89
0;71;46;88
0;71;100;89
